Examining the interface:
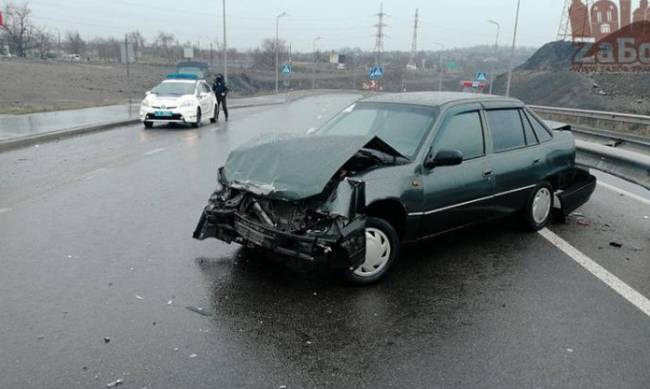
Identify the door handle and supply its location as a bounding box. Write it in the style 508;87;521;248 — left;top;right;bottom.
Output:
482;169;493;177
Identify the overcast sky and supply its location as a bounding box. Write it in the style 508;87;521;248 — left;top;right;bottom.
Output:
23;0;566;51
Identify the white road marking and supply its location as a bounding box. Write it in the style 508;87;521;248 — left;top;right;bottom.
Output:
144;148;166;157
539;228;650;318
0;208;12;215
598;182;650;206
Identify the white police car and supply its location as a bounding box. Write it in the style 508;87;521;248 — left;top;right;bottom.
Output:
140;74;217;129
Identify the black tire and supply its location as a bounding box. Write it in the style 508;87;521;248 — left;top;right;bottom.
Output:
523;182;554;231
210;104;218;123
192;109;201;128
343;217;400;285
144;121;153;129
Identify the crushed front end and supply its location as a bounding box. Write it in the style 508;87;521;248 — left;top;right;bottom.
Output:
193;169;367;269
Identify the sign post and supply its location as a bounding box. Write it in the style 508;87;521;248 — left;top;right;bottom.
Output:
368;65;384;91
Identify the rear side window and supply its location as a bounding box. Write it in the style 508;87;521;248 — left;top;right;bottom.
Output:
519;110;539;146
486;109;526;152
435;111;484;160
525;110;553;142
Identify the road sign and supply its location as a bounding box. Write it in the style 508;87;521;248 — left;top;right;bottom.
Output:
281;63;292;75
369;66;384;80
475;72;488;82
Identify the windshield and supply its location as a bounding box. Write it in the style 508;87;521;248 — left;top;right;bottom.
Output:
150;82;196;96
318;102;437;159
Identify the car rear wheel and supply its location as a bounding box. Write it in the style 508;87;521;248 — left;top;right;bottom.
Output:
523;182;554;231
144;121;153;129
192;109;201;128
210;104;217;123
344;217;399;285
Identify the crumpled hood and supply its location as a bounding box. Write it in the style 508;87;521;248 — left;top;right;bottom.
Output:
223;133;374;201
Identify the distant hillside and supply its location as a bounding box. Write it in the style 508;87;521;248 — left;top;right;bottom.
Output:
492;41;650;114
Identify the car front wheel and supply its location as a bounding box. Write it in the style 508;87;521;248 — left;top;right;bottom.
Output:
523;182;554;231
192;109;202;128
144;121;153;129
344;217;399;285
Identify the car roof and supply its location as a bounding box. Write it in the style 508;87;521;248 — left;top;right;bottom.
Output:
161;79;201;84
361;92;523;109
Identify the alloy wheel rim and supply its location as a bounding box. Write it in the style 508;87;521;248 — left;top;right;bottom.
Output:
532;187;552;224
354;227;391;278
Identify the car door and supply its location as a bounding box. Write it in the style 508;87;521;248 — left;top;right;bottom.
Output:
484;107;547;216
200;83;212;114
419;104;495;237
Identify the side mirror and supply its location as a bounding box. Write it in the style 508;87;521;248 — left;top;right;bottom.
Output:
424;149;464;169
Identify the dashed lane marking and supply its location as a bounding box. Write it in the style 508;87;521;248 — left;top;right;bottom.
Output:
539;228;650;319
598;182;650;206
144;148;166;157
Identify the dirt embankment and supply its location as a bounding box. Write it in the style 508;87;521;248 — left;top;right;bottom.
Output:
0;59;174;114
491;41;650;114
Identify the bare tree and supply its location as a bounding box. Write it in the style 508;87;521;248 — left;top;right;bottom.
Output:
65;31;86;55
32;27;54;59
253;38;286;70
153;31;175;61
1;1;34;57
89;37;120;62
127;30;145;57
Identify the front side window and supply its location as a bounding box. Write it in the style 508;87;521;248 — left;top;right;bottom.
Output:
486;109;526;152
318;102;438;159
435;111;484;160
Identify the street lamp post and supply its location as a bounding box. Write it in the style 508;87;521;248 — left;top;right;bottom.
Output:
275;12;287;94
222;0;228;83
488;20;500;95
312;37;322;90
506;0;521;97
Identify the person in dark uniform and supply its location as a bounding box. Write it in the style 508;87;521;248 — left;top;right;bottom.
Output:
212;74;229;121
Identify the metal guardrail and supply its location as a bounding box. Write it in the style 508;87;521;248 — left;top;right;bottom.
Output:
533;105;650;189
530;105;650;137
576;141;650;190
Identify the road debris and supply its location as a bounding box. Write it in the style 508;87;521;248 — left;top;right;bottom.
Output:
167;300;173;305
103;337;111;344
135;295;144;300
106;378;123;388
279;385;287;389
186;306;213;317
609;242;623;248
566;348;574;353
189;353;197;358
37;335;45;340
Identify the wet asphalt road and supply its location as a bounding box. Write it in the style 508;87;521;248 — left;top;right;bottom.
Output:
1;94;649;389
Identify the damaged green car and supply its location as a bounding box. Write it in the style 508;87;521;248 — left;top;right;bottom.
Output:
194;93;596;284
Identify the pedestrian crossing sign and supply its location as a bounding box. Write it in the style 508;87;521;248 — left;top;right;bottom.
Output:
369;66;384;80
281;63;292;75
475;72;488;82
